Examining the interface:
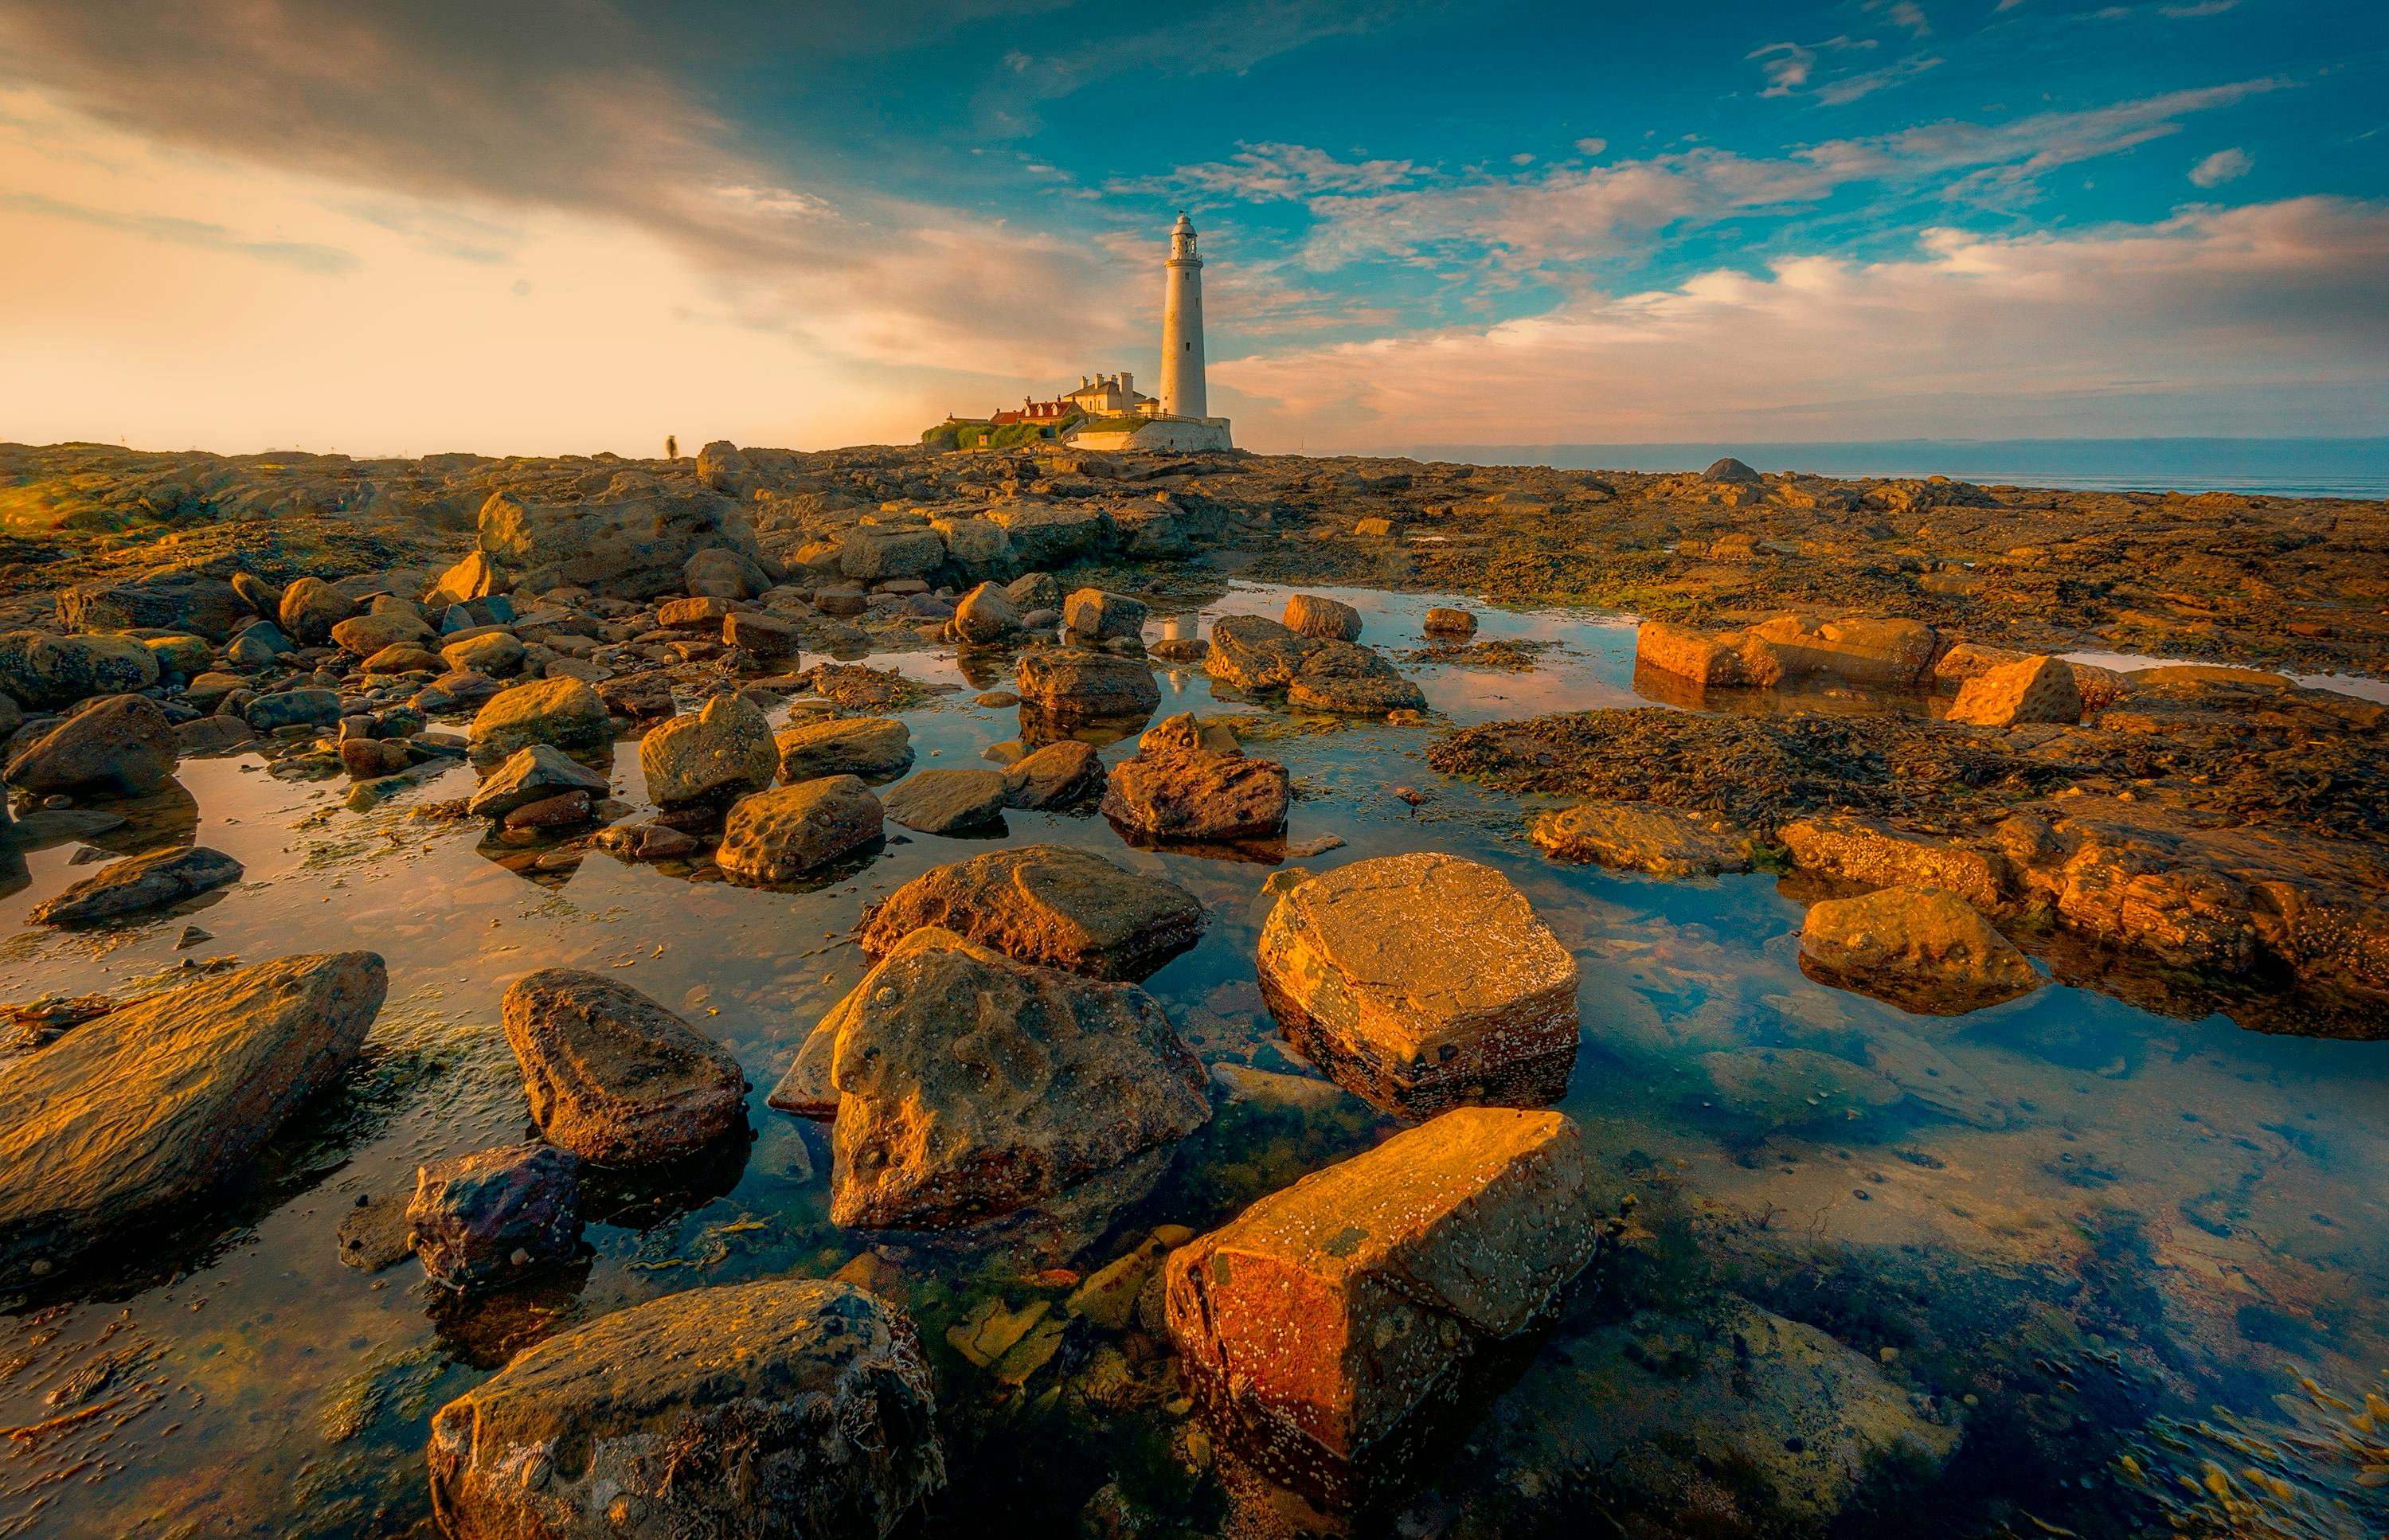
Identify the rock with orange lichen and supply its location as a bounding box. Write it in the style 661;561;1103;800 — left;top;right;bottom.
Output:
1257;853;1578;1114
1162;1107;1597;1505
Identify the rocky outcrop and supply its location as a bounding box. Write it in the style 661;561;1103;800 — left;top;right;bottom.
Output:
1531;801;1754;876
467;676;612;761
5;694;178;795
1284;593;1362;641
1946;653;2083;727
58;569;248;641
1101;746;1290;843
29;846;242;925
880;768;1007;834
427;1279;943;1538
803;928;1210;1228
717;775;885;883
0;952;386;1288
1257;854;1578;1113
1799;885;2044;1014
1015;647;1159;721
1164;1108;1597;1502
1635;614;1941;690
1203;614;1422;713
467;744;609;820
1781;814;2008;912
477;486;765;599
407;1142;583;1291
638;692;777;807
859;844;1203;982
0;630;159;709
499;969;749;1166
776;716;914;782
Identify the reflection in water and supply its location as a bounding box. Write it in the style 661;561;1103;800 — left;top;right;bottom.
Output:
0;584;2383;1536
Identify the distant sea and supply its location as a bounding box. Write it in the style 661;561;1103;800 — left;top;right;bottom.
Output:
1402;438;2389;499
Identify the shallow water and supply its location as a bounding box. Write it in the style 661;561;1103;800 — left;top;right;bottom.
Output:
4;583;2386;1537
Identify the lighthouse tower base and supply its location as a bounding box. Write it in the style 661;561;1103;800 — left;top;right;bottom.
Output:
1068;415;1233;453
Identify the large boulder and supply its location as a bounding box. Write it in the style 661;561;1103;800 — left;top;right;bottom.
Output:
685;545;771;600
880;768;1007;834
859;844;1203;982
477;487;765;599
1531;802;1754;877
1015;648;1159;721
28;846;242;925
1203;615;1422;712
500;969;749;1166
440;630;526;678
1101;748;1289;843
717;776;884;884
427;1279;943;1539
467;676;612;761
427;549;507;608
276;576;357;646
694;439;760;497
1257;854;1578;1113
57;569;248;641
639;692;777;807
0;630;160;709
407;1142;583;1291
1946;653;2083;727
840;524;947;582
1204;612;1317;691
1798;885;2044;1014
1163;1108;1597;1499
4;694;178;795
0;952;386;1289
467;743;610;820
988;505;1101;569
776;716;913;782
1741;615;1941;690
1284;593;1363;642
801;928;1210;1228
932;515;1008;576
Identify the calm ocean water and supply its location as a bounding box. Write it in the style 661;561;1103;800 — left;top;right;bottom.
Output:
1406;437;2389;499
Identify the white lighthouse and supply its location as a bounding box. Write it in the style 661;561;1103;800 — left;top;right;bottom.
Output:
1159;211;1206;418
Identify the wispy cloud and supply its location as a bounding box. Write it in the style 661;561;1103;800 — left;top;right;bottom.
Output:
2189;146;2252;186
1217;197;2389;445
0;190;358;272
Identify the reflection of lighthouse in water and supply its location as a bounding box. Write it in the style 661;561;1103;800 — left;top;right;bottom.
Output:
1159;211;1206;420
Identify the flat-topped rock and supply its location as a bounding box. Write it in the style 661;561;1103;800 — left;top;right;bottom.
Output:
717;775;884;884
500;969;749;1166
1780;814;2009;913
427;1279;943;1539
807;928;1210;1229
880;768;1007;834
1204;613;1423;712
1258;853;1578;1113
1062;588;1148;642
1947;653;2083;727
1800;885;2044;1015
860;843;1204;982
776;715;914;782
1015;647;1159;720
0;952;386;1289
1164;1108;1597;1497
29;845;242;925
1531;801;1754;877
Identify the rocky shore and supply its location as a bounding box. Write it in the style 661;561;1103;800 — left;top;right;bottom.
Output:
0;434;2383;1537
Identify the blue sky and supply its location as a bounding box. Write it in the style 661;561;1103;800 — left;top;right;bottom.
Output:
0;0;2382;452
